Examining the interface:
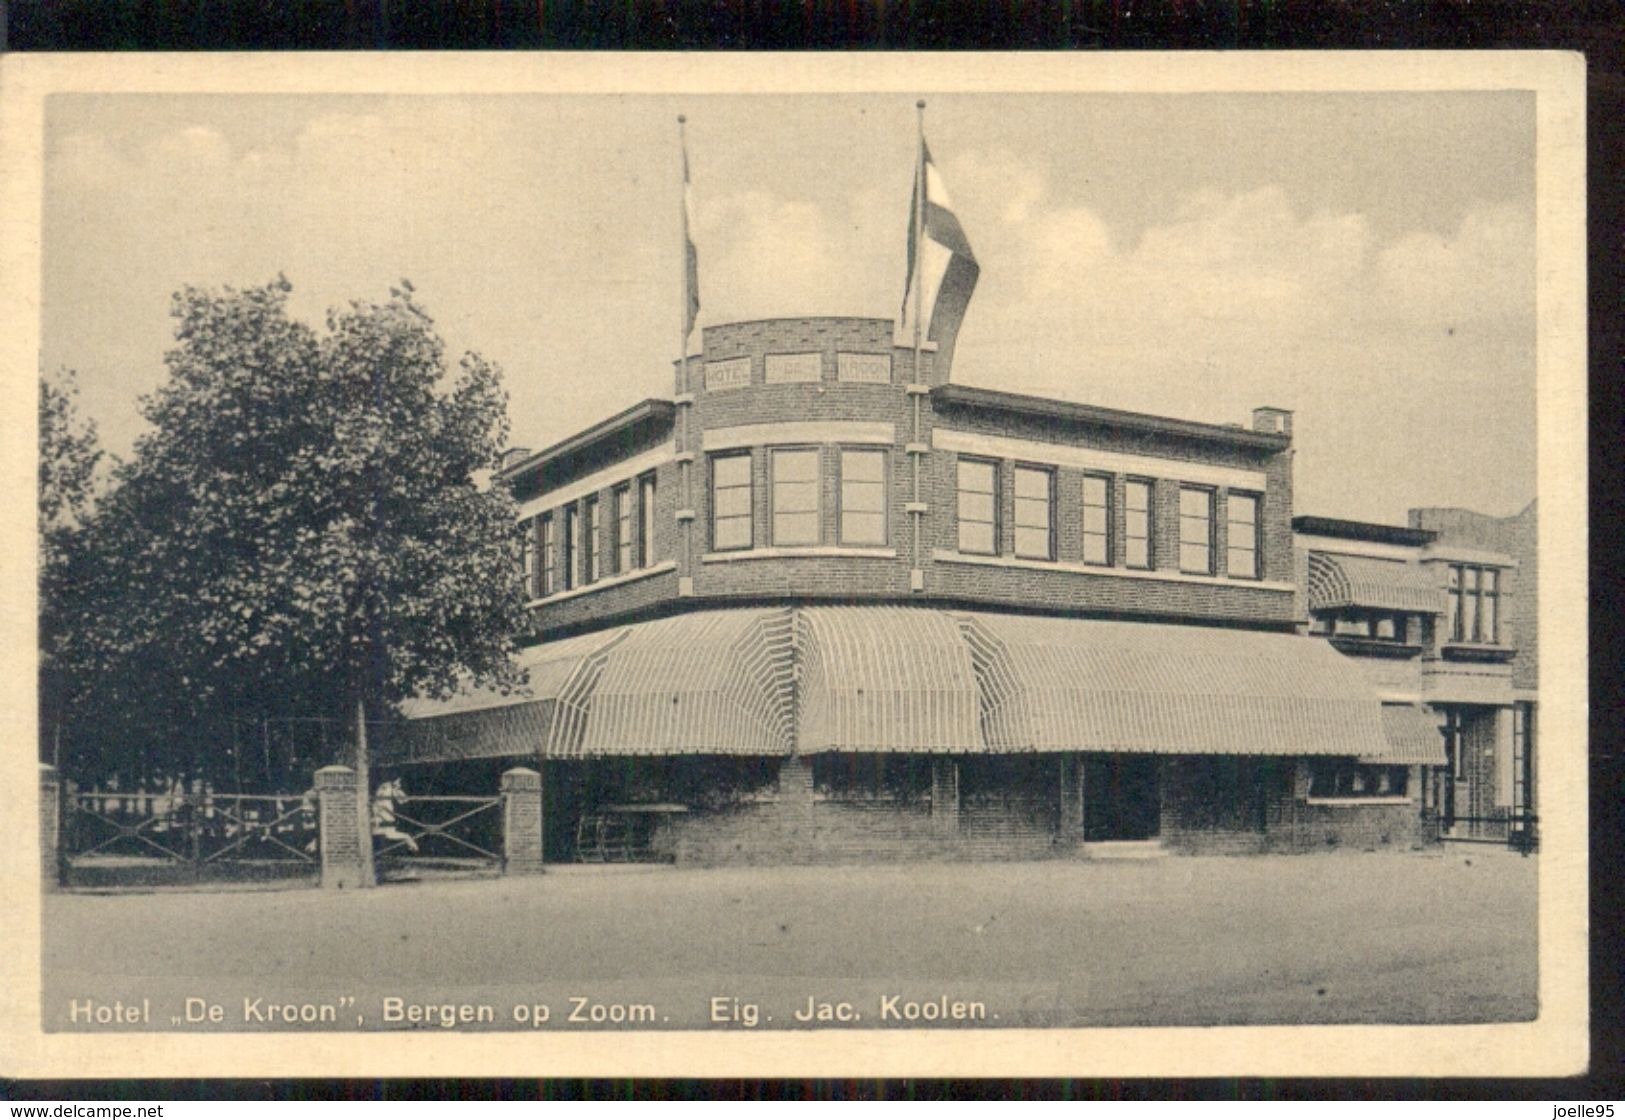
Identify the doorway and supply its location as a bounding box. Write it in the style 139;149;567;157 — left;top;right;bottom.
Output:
1082;754;1161;841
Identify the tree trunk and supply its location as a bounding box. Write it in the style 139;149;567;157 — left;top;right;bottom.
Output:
353;695;378;888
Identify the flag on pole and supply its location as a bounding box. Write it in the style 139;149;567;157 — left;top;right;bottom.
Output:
682;133;701;341
899;138;979;378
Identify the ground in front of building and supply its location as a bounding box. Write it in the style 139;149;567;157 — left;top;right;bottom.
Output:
41;848;1536;1031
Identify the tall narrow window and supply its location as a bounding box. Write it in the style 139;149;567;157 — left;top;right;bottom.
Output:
561;505;577;591
584;496;601;583
1226;492;1261;579
1179;486;1214;575
519;518;537;597
711;452;753;552
1082;474;1112;566
638;472;657;567
956;458;998;555
1462;566;1479;643
771;448;820;546
1447;565;1463;640
1013;465;1054;561
839;448;887;546
1125;479;1153;570
1482;568;1499;642
613;483;632;575
540;513;557;596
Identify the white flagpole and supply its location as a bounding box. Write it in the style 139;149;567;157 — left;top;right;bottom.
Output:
678;115;693;578
913;100;926;371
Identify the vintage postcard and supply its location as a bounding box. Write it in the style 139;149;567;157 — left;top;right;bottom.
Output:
0;51;1588;1079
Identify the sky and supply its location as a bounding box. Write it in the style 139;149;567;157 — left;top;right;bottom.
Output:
41;90;1537;524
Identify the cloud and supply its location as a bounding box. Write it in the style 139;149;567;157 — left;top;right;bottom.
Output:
1373;204;1534;327
696;187;894;323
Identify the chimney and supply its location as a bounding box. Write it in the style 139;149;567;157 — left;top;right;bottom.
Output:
1251;407;1293;436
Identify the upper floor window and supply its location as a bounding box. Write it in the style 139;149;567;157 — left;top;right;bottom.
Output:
638;472;657;567
956;458;998;556
1013;465;1054;561
540;513;557;597
839;449;887;546
612;483;632;575
1179;486;1214;575
771;448;821;547
1226;492;1261;580
711;452;753;552
1082;474;1112;566
1316;610;1410;642
1447;564;1500;643
519;518;537;598
1125;479;1154;570
561;505;577;591
584;496;602;583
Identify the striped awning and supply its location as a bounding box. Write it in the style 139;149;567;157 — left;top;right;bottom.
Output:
1366;704;1448;766
1307;552;1442;615
394;628;625;761
574;608;796;757
401;606;1401;763
796;607;982;753
956;613;1390;757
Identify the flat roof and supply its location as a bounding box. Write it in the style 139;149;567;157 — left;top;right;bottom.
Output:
931;384;1291;452
499;398;675;483
1293;514;1437;547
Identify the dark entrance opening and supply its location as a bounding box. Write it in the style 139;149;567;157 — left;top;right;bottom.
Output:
1082;754;1161;841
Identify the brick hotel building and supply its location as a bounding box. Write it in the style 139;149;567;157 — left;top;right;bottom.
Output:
390;315;1536;864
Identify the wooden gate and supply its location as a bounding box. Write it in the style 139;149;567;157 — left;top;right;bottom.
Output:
373;793;503;880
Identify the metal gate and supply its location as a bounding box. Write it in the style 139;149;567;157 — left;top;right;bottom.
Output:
64;790;319;884
373;794;503;880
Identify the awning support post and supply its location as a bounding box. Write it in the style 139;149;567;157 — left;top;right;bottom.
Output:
1059;753;1085;842
930;757;959;835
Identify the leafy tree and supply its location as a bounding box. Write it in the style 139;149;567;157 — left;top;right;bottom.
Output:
38;368;105;766
74;277;529;883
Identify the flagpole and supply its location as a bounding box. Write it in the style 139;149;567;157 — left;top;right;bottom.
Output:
912;100;926;372
911;100;926;583
678;114;693;582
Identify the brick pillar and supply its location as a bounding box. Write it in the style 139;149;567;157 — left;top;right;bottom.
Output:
315;765;366;889
930;756;959;834
40;764;60;893
1058;754;1084;841
501;767;545;875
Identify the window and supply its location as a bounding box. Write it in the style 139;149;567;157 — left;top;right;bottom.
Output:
540;514;557;596
561;506;577;591
519;518;537;597
1226;492;1260;579
1179;486;1214;575
1013;465;1054;561
711;452;753;552
1448;564;1502;643
839;449;887;546
771;448;821;546
613;484;632;575
583;496;601;583
1308;761;1409;799
1082;474;1112;566
1125;479;1153;570
1318;609;1410;643
956;458;998;555
638;473;657;567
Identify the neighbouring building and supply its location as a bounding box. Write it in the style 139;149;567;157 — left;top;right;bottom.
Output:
1293;507;1535;850
386;315;1538;865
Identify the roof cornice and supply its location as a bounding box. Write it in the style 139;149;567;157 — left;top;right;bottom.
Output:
499;398;676;484
930;384;1290;452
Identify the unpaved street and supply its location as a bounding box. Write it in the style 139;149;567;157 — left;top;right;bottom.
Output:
41;848;1537;1031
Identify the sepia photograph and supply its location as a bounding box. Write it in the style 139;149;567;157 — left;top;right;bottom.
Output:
0;52;1588;1079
